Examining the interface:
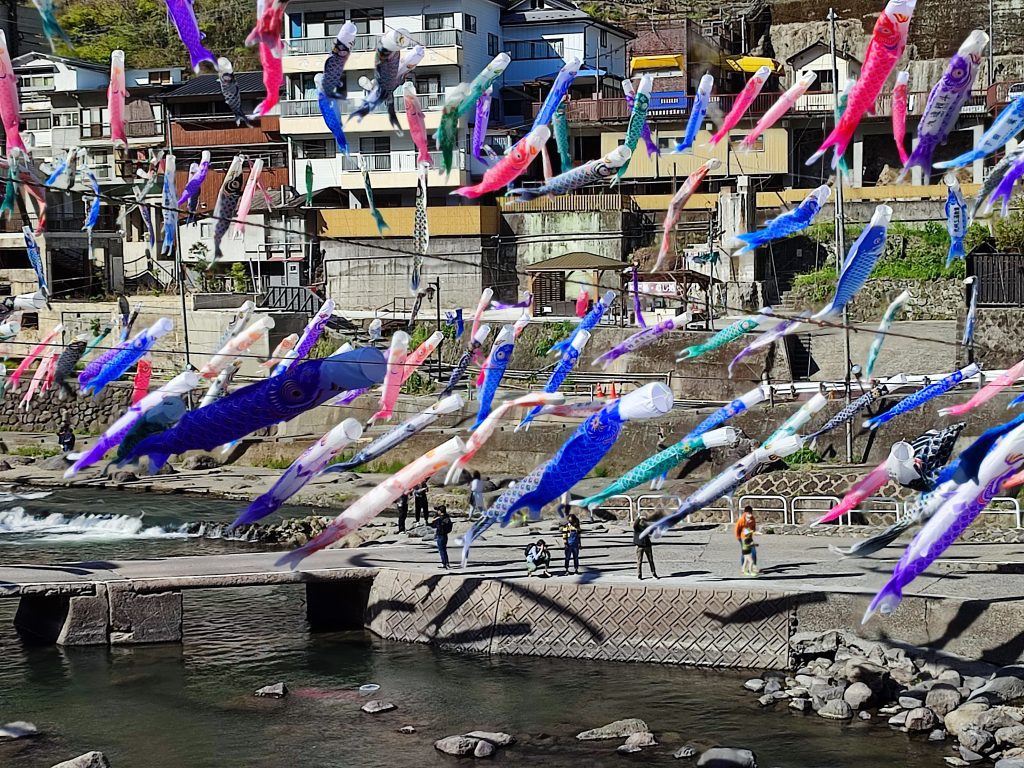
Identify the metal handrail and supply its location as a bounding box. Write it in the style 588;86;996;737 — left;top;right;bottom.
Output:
984;496;1023;529
591;494;635;523
287;28;462;55
738;494;789;525
280;92;446;117
791;495;845;526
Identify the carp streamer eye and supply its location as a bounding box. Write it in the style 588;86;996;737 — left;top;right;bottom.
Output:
280;379;306;404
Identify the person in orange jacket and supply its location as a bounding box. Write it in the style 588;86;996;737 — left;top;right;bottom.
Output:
735;505;757;572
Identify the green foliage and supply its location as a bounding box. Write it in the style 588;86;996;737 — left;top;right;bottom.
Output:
307;335;334;360
407;324;432;350
252;456;295;470
589;464;610;478
400;371;434;395
58;0;259;70
532;320;575;358
229;263;248;294
784;446;823;467
793;220;972;298
89;317;103;336
14;445;61;458
993;203;1024;253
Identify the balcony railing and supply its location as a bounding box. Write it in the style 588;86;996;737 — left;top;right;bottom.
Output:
287;28;462;55
338;150;465;173
280;91;446;117
541;89;991;124
80;121;163;139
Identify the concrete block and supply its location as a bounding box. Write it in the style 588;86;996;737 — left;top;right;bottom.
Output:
108;587;182;644
57;585;109;646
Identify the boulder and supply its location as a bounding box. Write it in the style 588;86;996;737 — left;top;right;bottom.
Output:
474;740;495;758
465;732;515;747
966;676;992;692
845;658;889;685
843;682;873;710
617;744;641;755
623;732;657;749
577;719;649;740
889;711;909;727
254;682;288;698
818;700;854;720
960;746;985;763
973;668;1024;705
435;736;479;756
899;694;925;709
927;685;964;717
109;470;138;484
997;725;1024;747
0;721;38;740
947;703;993;737
674;745;699;759
361;700;397;714
789;698;811;713
959;725;995;754
763;678;782;695
810;683;846;703
696;747;757;767
743;679;765;693
996;760;1024;768
906;707;939;732
790;630;840;656
756;695;774;707
49;753;111;768
930;730;948;741
980;708;1023;732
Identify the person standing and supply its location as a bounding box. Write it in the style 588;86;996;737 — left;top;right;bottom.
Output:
634;514;658;580
469;471;485;517
741;525;758;576
57;422;75;453
414;481;429;524
561;513;582;575
396;492;409;533
429;504;453;569
735;505;757;572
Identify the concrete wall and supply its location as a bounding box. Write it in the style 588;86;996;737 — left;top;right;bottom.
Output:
502;209;625;271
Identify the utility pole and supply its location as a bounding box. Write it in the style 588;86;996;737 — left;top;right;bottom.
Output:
829;7;853;463
988;0;995;85
163;106;192;366
432;277;442;380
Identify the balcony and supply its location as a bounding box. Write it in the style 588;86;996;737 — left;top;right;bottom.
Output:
340;150;464;173
541;89;990;125
287;28;462;56
321;204;497;238
305;150;468;191
80;121;163;140
280;92;446;118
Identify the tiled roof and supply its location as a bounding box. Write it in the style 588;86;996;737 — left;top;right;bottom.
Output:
158;72;267;99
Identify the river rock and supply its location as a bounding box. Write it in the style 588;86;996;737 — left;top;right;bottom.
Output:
995;760;1024;768
757;695;774;707
928;685;964;717
763;678;782;695
899;693;925;709
959;725;995;754
181;454;220;470
888;711;909;727
980;708;1024;732
49;753;111;768
0;721;38;740
576;719;649;740
623;732;657;749
930;729;948;741
399;726;416;734
998;726;1024;747
696;747;757;767
110;470;138;484
361;700;396;714
846;658;889;685
843;682;873;710
906;707;939;732
465;731;515;747
973;668;1024;705
617;744;642;755
674;744;699;759
435;736;478;756
791;630;840;656
960;746;985;763
474;740;495;758
947;703;993;736
254;682;288;698
966;676;992;692
744;679;765;692
818;700;853;720
789;698;810;712
859;711;872;721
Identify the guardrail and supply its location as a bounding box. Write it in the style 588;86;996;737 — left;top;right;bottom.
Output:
287;28;462;55
738;495;789;525
791;495;845;526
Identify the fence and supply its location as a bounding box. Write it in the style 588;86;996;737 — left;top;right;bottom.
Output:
969;252;1024;307
286;28;461;55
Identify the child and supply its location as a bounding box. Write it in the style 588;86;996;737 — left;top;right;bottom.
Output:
741;527;758;576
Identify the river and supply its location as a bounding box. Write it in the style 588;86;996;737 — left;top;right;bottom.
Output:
0;488;944;767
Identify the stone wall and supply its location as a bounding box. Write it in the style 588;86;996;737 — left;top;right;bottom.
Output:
968;309;1024;368
0;384;131;436
788;279;965;322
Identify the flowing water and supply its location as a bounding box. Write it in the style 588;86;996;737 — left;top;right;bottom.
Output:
0;488;944;767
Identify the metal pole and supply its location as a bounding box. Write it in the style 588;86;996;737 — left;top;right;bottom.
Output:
433;277;442;380
164;107;192;366
829;7;853;462
988;0;995;85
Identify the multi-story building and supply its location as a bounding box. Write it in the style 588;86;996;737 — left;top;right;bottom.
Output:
0;52;181;298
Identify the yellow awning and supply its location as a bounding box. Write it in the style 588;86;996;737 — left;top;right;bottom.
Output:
725;56;783;74
630;54;684;73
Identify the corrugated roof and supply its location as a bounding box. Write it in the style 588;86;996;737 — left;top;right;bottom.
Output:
158;72;267;99
526;252;627;272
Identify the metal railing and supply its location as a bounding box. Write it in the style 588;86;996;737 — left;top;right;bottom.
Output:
337;150;465;172
281;91;446;117
791;495;845;526
287;28;462;55
971;496;1021;529
591;494;635;522
80;121;163;139
738;495;790;526
257;285;322;314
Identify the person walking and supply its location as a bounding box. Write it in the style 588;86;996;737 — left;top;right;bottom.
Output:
469;471;485;517
561;513;582;575
396;492;409;533
429;504;453;569
634;514;658;580
414;481;429;524
735;505;757;573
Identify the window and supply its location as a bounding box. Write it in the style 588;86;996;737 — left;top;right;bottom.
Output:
424;13;455;30
730;134;764;152
600;29;608;47
350;8;383;34
200;221;214;239
509;39;563;60
814;69;834;92
488;33;499;56
415;75;441;95
360;136;390;154
300;139;334;159
22;115;50;131
20;312;38;330
463;13;477;33
305;9;347;37
53;112;79;127
149;70;173;84
287;73;319;100
17;74;53;90
658;137;682;151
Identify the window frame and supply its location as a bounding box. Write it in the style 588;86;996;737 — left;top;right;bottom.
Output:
424;12;455;30
463;13;477;33
487;33;499;56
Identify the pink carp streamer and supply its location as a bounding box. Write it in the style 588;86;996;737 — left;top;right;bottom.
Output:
708;66;771;146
